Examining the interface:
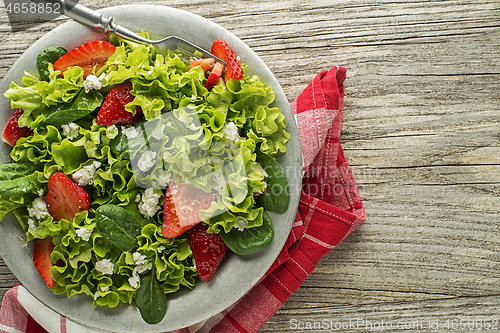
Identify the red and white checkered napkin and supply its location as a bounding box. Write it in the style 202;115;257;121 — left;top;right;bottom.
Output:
0;66;366;333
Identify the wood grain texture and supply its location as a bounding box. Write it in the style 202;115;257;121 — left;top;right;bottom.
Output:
1;0;499;332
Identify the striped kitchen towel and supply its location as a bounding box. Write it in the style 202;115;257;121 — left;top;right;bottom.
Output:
0;65;366;333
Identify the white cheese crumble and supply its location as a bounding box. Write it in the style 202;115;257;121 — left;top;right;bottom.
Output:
157;245;165;253
37;188;44;196
83;73;106;93
157;172;172;187
190;94;197;102
137;150;157;172
72;161;101;187
128;274;140;289
151;123;166;140
95;259;114;275
121;126;139;140
128;260;153;289
135;188;161;218
106;124;118;139
100;285;109;292
27;218;37;231
234;217;247;231
223;122;240;143
61;122;80;140
76;228;92;242
189;123;201;131
28;197;50;220
133;252;147;265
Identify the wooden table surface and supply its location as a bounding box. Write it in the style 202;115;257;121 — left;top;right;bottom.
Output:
1;0;499;332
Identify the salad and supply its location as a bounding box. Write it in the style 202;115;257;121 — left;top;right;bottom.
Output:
0;31;290;325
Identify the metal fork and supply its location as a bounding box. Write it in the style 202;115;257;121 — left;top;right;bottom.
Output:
30;0;227;65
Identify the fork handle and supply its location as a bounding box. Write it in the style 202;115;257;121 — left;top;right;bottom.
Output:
30;0;151;43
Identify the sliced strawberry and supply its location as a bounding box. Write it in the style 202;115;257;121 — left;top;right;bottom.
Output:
162;183;216;239
96;82;143;126
188;223;229;282
205;62;224;91
189;58;216;73
2;108;32;146
45;172;90;221
53;40;116;78
33;236;56;288
211;39;244;82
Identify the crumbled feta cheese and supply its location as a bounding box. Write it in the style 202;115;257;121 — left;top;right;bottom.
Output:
190;94;197;102
72;161;101;186
128;274;140;289
136;188;161;218
27;219;37;231
106;124;118;139
84;140;97;158
100;285;109;292
157;245;165;253
121;126;139;140
128;260;153;289
135;261;152;274
76;227;92;242
61;122;80;140
95;259;114;275
137;150;157;172
151;123;166;140
234;217;247;231
223;122;240;143
157;172;172;187
189;123;201;131
94;291;100;300
28;197;50;220
37;188;44;196
133;252;147;266
83;73;105;93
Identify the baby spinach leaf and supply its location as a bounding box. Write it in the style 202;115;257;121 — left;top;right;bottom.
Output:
38;109;95;128
136;273;167;325
256;149;290;214
220;210;274;255
0;163;36;195
95;204;141;251
37;46;67;82
109;131;130;160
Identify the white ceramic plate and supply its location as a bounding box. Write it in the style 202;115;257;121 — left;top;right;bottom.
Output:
0;5;301;332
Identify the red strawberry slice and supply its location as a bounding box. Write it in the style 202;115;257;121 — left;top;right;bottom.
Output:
188;223;229;282
205;62;224;91
53;40;116;78
96;82;143;126
33;236;56;288
189;58;216;73
45;172;90;221
211;39;244;82
162;183;216;239
2;108;32;146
